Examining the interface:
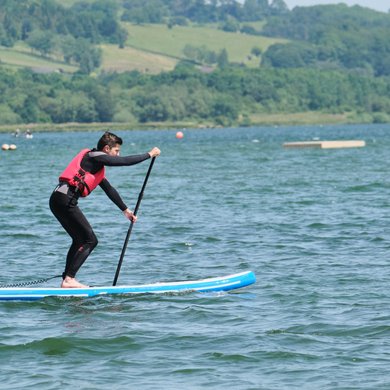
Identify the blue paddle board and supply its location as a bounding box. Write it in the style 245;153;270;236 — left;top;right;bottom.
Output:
0;271;256;301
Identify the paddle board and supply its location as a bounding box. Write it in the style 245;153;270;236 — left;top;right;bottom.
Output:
0;271;256;301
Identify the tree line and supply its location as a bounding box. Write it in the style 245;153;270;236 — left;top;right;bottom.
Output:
1;63;390;126
121;0;288;25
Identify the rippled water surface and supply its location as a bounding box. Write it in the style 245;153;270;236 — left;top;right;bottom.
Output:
1;125;390;389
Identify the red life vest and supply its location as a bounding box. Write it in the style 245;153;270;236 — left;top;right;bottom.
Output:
59;149;105;197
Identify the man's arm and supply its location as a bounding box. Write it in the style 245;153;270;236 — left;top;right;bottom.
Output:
93;153;150;167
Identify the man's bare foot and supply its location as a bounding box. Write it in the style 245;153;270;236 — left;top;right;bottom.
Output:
61;276;89;288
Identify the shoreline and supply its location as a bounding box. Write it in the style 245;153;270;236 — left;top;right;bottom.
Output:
0;111;387;133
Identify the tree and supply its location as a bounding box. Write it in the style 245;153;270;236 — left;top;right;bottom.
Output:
269;0;289;15
217;48;229;69
121;0;167;24
262;43;317;68
58;35;76;64
92;86;115;122
116;27;128;49
0;104;21;124
2;13;19;45
21;19;33;40
183;44;219;65
220;17;240;33
242;0;269;21
19;95;40;122
251;46;262;57
40;90;97;123
183;44;200;62
72;39;102;74
211;95;239;125
26;30;53;56
0;24;12;46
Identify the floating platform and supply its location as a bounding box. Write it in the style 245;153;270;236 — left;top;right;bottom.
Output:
283;140;366;149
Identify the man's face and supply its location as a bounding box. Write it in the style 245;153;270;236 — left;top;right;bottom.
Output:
105;143;121;156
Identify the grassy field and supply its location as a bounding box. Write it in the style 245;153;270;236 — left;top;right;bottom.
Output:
0;44;78;73
100;22;287;72
123;23;287;67
99;44;178;74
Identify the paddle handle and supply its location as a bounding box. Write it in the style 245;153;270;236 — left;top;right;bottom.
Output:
112;157;156;286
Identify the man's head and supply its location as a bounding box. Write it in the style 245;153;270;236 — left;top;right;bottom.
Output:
97;132;123;156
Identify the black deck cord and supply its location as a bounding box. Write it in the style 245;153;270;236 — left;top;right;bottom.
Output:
0;274;62;288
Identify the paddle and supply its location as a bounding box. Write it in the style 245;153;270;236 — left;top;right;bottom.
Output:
112;157;156;286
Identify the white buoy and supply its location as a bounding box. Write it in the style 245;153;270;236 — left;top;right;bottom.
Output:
2;143;10;150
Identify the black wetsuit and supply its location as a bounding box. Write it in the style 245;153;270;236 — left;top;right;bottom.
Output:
49;150;150;279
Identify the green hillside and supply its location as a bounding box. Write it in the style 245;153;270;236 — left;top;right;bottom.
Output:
123;23;287;68
99;22;287;74
0;22;287;74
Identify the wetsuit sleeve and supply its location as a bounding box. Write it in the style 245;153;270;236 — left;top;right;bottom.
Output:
99;178;128;211
92;153;150;167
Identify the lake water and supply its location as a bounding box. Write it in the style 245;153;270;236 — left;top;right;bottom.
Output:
0;124;389;389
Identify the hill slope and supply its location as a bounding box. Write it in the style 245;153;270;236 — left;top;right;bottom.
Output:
123;23;287;68
0;22;287;74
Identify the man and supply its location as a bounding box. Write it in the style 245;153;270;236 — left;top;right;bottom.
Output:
50;131;160;288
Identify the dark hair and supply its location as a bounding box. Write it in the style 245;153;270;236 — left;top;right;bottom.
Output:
97;132;123;150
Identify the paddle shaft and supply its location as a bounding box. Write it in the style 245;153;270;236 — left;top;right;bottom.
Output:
112;157;156;286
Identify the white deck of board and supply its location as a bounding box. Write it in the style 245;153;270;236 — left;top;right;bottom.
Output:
283;140;366;149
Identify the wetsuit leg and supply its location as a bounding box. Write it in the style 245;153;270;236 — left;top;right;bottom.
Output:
49;191;98;278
